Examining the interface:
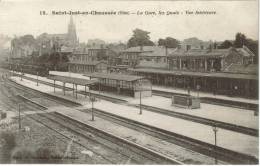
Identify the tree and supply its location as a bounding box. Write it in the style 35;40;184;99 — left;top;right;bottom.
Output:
48;52;60;69
246;39;258;63
127;28;154;48
219;40;233;49
158;39;166;46
158;37;180;48
233;32;258;63
234;33;246;48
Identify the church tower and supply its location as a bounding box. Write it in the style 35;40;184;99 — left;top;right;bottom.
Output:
67;16;78;47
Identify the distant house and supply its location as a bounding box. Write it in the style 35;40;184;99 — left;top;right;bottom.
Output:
128;45;257;98
167;46;255;72
68;61;108;73
10;35;37;58
117;46;175;68
181;37;211;51
137;46;176;69
68;52;88;62
117;46;144;67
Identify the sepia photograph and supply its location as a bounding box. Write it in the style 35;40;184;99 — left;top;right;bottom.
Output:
0;0;258;164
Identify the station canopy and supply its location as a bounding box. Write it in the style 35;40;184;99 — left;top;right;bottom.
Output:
48;75;98;86
84;72;145;82
128;68;258;80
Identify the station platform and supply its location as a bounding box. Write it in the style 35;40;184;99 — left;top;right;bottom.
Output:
10;72;258;130
11;72;132;101
152;85;258;105
128;95;258;129
9;76;259;159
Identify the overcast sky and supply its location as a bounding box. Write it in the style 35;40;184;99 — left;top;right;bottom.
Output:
0;0;258;44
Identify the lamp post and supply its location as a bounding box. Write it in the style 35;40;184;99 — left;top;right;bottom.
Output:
212;124;218;164
9;65;12;76
136;82;143;115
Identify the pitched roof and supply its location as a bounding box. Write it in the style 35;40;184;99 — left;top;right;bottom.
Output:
169;48;229;57
224;64;257;74
121;46;156;53
48;75;97;86
68;61;107;66
139;46;177;57
128;68;257;80
121;46;177;57
84;72;144;82
168;47;255;58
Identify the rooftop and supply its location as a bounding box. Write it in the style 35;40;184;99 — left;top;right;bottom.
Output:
139;46;177;57
168;46;255;58
48;75;97;86
85;72;145;82
224;64;258;74
68;61;107;66
128;68;258;80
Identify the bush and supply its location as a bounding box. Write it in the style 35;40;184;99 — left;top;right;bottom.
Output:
0;132;16;163
12;146;63;164
12;147;34;163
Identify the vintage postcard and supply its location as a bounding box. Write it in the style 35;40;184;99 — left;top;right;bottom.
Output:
0;0;258;164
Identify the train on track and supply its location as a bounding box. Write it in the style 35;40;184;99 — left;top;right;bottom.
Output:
1;63;51;77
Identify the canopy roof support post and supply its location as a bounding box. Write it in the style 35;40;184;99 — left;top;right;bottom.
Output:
99;81;101;94
193;77;196;89
89;85;91;98
54;80;56;93
72;83;75;96
63;82;65;95
85;85;87;98
75;84;78;99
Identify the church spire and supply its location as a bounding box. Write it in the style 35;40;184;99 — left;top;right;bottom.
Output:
69;15;74;26
67;16;78;47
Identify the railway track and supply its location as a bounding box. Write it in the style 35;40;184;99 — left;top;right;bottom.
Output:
8;73;258;137
0;80;135;164
134;104;258;137
80;108;258;164
11;73;127;104
4;78;81;108
0;76;182;164
1;77;222;164
27;113;149;164
4;72;259;164
6;71;260;110
0;96;131;164
38;112;182;164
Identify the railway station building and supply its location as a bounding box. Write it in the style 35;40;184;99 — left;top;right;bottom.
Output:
85;72;152;98
129;46;258;98
68;61;108;73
